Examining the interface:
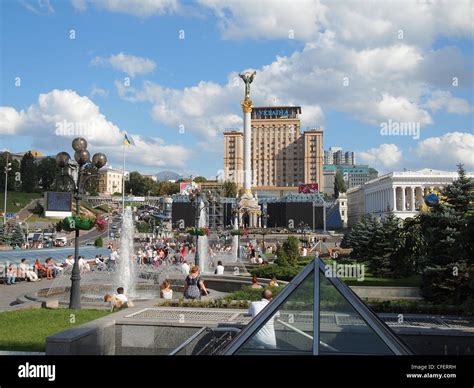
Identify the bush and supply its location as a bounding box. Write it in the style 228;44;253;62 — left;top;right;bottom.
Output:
274;236;300;266
94;236;103;247
223;285;284;302
250;264;300;281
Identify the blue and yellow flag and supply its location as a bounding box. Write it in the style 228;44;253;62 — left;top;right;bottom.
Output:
124;132;135;146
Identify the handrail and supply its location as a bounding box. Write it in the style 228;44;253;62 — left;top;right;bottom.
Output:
276;318;339;352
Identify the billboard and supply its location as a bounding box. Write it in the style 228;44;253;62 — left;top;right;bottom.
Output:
44;192;73;218
180;181;201;195
298;183;319;194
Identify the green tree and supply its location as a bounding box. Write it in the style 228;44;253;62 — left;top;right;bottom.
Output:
37;157;60;191
0;153;21;192
334;170;346;199
193;176;207;183
20;152;38;193
420;164;473;304
9;224;24;246
275;236;300;267
94;236;103;247
0;223;8;244
370;213;402;276
222;181;237;197
157;181;179;196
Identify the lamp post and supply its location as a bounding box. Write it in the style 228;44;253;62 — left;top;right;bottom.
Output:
3;154;12;224
56;138;107;309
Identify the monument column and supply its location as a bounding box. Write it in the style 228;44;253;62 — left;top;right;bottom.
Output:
242;99;253;194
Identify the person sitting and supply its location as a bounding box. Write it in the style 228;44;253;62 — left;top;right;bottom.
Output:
104;293;127;311
64;255;74;268
114;287;131;307
269;276;279;288
214;260;225;275
95;255;107;271
78;256;90;272
250;275;263;289
184;266;208;299
257;255;264;265
160;280;173;300
19;259;39;282
34;259;46;278
45;258;55;279
181;260;190;276
5;265;17;285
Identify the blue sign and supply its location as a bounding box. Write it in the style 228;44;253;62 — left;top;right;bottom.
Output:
6;212;16;219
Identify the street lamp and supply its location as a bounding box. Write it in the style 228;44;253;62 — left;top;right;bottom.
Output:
56;138;107;309
3;154;12;224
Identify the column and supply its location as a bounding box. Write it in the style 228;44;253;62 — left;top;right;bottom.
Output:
242;100;253;195
401;187;406;211
411;186;416;211
392;187;397;211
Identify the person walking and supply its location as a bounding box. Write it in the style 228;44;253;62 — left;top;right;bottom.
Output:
184;266;208;299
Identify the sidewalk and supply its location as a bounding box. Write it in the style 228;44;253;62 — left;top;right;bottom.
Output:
0;280;49;312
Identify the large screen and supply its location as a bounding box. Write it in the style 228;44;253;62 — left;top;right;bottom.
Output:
45;192;72;212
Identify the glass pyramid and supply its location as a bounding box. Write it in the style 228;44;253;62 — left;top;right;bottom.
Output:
223;259;412;355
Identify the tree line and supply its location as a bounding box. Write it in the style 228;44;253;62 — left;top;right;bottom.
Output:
341;164;473;306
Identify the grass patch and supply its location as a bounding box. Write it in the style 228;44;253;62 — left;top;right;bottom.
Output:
0;308;110;352
0;192;41;213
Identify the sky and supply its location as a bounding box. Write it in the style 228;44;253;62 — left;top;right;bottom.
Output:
0;0;473;178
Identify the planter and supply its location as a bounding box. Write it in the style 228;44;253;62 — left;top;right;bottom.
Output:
187;227;209;236
61;216;95;231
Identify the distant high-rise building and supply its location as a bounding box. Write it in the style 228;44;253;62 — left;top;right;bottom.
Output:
224;106;324;189
324;147;355;165
344;151;355;165
324;146;342;164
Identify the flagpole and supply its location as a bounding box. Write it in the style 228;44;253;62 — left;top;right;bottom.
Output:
122;141;125;214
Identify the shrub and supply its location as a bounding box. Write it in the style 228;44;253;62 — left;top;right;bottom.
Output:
250;264;300;281
223;285;284;302
94;236;103;247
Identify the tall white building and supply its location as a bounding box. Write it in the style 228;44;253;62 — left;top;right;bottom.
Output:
347;168;473;226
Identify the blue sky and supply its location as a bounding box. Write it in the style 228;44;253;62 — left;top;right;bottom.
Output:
1;0;473;177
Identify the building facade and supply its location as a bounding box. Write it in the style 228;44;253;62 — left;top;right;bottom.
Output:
98;167;124;195
324;147;355;165
223;106;323;190
323;164;378;193
347;168;473;226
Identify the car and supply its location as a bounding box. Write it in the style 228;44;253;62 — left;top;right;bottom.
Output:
85;242;94;246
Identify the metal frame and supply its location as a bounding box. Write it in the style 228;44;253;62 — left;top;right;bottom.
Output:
222;258;412;355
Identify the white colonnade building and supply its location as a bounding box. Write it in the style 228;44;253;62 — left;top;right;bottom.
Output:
347;168;473;227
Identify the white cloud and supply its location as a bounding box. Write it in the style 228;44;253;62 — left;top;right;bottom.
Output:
198;0;327;41
424;91;472;114
90;85;109;98
92;53;156;77
199;0;473;46
72;0;179;17
19;0;54;15
416;132;474;168
0;89;189;168
71;0;87;12
358;144;403;170
375;94;433;126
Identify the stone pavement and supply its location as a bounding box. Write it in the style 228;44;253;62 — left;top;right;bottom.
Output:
0;279;49;311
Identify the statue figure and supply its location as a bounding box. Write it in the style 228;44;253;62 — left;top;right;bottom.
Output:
239;70;256;101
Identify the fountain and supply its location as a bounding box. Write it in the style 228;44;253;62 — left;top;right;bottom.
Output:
232;215;239;261
115;207;137;296
197;199;210;273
